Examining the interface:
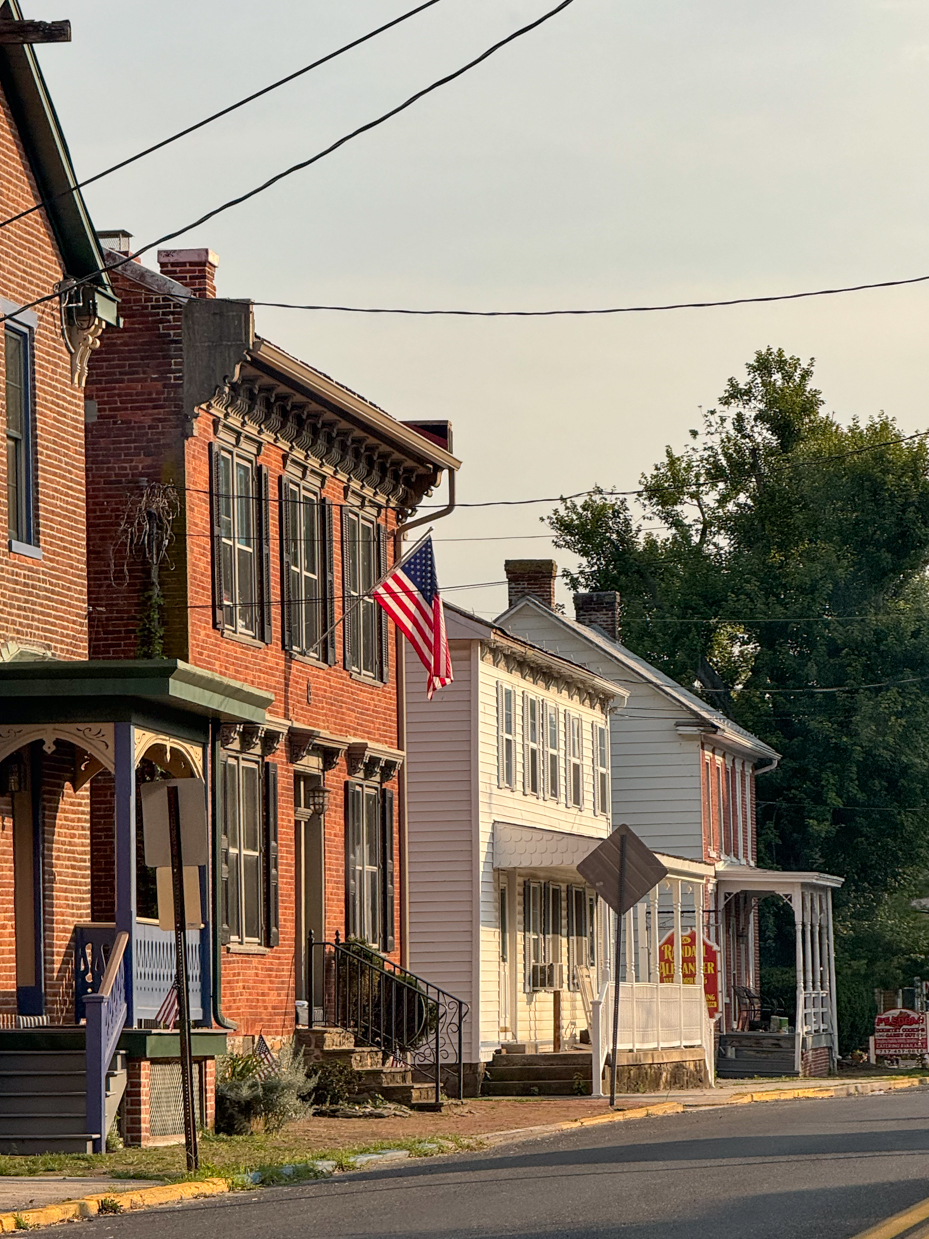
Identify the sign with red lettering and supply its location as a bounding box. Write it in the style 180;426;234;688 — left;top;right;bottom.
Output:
659;929;721;1019
874;1009;929;1057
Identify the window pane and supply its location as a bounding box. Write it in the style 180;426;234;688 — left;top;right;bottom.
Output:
227;855;241;940
237;546;255;633
235;462;253;540
225;763;240;849
364;791;379;867
7;436;19;540
361;598;376;675
219;455;233;534
504;689;513;733
505;737;514;787
243;853;261;940
359;521;374;591
241;763;261;851
347;514;359;595
5;328;24;436
303;494;318;577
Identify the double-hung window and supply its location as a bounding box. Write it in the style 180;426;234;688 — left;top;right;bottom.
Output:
498;683;516;788
525;881;565;990
345;782;395;951
566;713;583;808
343;509;387;680
567;886;591;989
5;323;35;549
593;723;609;815
220;755;279;948
545;703;560;800
524;694;541;796
210;444;272;641
282;480;335;660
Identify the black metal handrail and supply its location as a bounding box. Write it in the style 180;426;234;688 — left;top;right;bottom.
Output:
308;932;468;1104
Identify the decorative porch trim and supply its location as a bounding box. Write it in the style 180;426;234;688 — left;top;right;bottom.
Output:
134;728;205;780
0;722;115;771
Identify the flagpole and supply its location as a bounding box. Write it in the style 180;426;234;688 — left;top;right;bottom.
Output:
302;526;434;660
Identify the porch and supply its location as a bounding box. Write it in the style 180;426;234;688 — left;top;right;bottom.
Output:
0;658;272;1151
714;867;844;1077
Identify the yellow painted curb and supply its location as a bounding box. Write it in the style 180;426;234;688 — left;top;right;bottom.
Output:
0;1176;229;1232
847;1193;929;1239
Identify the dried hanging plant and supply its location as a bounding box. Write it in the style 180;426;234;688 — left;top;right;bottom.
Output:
110;483;181;657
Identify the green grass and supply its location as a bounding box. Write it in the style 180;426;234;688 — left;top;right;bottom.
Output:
0;1132;483;1185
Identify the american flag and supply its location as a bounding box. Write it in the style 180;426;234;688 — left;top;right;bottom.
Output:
155;981;178;1030
373;537;453;699
254;1034;280;1079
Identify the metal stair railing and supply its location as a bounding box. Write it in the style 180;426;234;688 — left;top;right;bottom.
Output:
84;930;129;1153
308;933;469;1105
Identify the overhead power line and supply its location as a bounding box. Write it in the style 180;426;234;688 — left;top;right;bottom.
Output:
0;0;578;328
0;0;449;233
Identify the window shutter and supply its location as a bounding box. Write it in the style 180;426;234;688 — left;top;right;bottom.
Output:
381;788;396;953
257;465;273;644
521;692;528;794
322;498;337;665
496;683;504;787
263;761;279;947
341;507;353;672
591;722;597;814
209;443;225;631
376;525;390;683
280;477;294;652
219;759;231;944
523;879;532;992
344;781;356;936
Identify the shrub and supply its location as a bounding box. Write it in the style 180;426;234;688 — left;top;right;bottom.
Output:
307;1060;363;1107
215;1044;315;1135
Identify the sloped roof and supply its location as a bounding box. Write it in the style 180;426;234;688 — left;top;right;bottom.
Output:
0;0;116;321
497;596;779;763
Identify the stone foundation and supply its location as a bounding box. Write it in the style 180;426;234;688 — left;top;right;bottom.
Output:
606;1048;710;1093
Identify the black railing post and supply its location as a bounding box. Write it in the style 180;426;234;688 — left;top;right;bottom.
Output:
308;931;315;1026
434;988;441;1106
458;999;464;1100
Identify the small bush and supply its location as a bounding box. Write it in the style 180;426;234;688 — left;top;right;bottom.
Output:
307;1060;363;1106
97;1198;123;1215
215;1044;315;1135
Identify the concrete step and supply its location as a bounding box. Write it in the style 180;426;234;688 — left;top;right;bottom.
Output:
491;1052;593;1068
318;1047;384;1071
485;1064;593;1083
0;1092;86;1117
482;1079;589;1097
0;1113;91;1136
354;1067;413;1088
296;1027;356;1054
0;1070;85;1094
0;1134;98;1154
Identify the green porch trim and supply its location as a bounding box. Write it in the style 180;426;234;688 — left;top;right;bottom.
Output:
118;1030;228;1060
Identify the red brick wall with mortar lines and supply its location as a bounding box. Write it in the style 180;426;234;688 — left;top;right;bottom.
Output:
86;251;405;1039
801;1045;831;1077
0;795;14;1016
0;86;90;660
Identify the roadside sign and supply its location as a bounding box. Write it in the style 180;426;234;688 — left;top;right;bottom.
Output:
577;823;668;915
874;1008;929;1057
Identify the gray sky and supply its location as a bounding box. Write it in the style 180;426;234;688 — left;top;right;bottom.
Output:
38;0;929;617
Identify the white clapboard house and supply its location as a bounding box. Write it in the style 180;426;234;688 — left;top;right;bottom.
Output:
498;562;844;1080
404;587;717;1095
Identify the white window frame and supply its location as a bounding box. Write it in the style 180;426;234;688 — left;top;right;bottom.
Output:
497;683;516;789
544;702;560;800
593;722;609;816
566;712;583;809
523;693;542;798
218;446;259;636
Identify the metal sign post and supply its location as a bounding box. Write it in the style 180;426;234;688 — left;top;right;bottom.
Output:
167;785;199;1172
609;832;627;1108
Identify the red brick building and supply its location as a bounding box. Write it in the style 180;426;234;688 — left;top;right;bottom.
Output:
83;238;459;1048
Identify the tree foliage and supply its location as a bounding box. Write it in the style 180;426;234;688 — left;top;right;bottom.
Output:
550;348;929;1033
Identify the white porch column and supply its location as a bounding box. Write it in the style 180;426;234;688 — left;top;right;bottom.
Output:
649;886;660;983
811;891;823;1032
792;891;804;1074
694;882;705;999
673;879;684;1044
826;889;839;1060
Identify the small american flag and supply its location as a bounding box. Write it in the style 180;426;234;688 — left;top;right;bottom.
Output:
254;1033;280;1079
155;982;178;1030
373;537;453;699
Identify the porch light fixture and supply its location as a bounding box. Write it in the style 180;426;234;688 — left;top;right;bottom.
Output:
306;786;330;816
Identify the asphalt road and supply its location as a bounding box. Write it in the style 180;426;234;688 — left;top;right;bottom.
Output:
93;1089;929;1239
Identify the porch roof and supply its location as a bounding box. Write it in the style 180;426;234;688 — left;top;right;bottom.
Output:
493;821;604;874
0;658;272;725
714;865;844;894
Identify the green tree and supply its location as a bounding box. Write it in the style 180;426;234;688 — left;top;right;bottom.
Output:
550;348;929;1045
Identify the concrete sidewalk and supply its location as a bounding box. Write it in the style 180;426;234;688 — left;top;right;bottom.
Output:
0;1177;153;1214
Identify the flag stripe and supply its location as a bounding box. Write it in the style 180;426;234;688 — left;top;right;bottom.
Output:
372;537;453;699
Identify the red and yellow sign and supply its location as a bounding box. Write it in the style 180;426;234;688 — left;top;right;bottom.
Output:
659;929;721;1019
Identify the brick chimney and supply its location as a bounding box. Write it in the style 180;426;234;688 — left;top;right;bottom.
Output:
574;592;622;642
504;560;557;610
157;248;219;299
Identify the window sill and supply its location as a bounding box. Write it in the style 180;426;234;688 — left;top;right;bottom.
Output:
289;650;327;668
349;671;388;688
220;629;267;650
9;540;41;561
225;942;270;955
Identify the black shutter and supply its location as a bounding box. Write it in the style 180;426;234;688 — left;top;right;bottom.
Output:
209;442;225;630
264;761;279;947
381;788;395;954
219;759;231;945
341;507;354;672
344;781;356;936
258;464;273;644
322;498;337;665
377;525;390;683
523;880;532;991
280;477;294;652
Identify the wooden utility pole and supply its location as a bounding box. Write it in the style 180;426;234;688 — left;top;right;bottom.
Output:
0;20;70;44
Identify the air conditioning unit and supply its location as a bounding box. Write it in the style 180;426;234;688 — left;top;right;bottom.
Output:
530;963;565;991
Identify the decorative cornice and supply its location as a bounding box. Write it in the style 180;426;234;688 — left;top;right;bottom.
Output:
345;740;404;783
479;638;615;713
221;722;284;757
289;726;350;772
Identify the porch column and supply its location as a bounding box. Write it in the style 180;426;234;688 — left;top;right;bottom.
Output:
114;723;136;1026
672;879;683;1046
825;889;839;1060
648;887;660;983
792;891;804;1074
811;892;823;1032
694;882;705;1003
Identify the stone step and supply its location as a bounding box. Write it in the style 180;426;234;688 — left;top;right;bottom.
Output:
0;1134;98;1155
370;1082;440;1107
316;1047;384;1071
295;1027;356;1054
0;1092;86;1117
484;1064;593;1083
482;1079;590;1097
354;1067;414;1088
490;1052;593;1068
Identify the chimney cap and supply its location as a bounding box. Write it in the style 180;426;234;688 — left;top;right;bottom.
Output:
97;229;133;253
157;247;219;268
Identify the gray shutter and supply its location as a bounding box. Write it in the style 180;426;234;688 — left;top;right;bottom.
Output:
219;759;231;944
280;477;294;651
322;498;337;665
258;465;273;644
264;761;279;947
381;788;395;954
377;525;390;683
209;442;225;630
341;507;354;672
